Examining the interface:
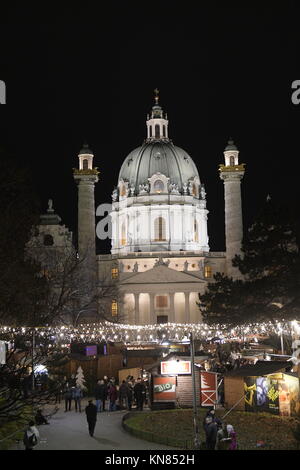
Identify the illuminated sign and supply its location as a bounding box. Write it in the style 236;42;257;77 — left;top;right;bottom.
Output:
153;376;176;402
161;360;191;375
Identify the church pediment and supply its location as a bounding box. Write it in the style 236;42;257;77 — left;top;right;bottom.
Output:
120;264;205;285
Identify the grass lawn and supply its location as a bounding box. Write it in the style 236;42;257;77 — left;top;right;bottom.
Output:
125;408;300;450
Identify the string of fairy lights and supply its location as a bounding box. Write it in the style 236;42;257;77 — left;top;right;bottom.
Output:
0;320;299;348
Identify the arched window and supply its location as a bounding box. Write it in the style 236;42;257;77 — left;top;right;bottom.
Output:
83;159;89;170
155;124;160;139
149;126;152;137
204;266;213;278
154;217;166;241
230;155;235;166
193;219;199;242
154;179;164;193
163;125;166;137
43;234;54;246
121;222;126;246
111;300;118;317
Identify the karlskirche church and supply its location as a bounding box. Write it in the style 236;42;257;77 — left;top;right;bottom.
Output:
35;92;245;325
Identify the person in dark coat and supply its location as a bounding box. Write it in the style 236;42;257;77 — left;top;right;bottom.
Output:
95;379;108;412
108;383;118;411
134;378;146;411
127;381;134;410
64;384;72;412
85;399;97;437
118;380;129;409
202;408;222;429
35;409;49;425
204;416;218;450
72;386;83;412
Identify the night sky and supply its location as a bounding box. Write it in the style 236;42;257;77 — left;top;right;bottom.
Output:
0;4;299;254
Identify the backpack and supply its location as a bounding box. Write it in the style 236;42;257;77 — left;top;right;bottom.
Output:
24;431;38;447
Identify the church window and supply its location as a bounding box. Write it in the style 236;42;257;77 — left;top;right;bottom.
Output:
149;126;152;137
111;268;119;279
156;295;168;308
121;222;126;246
44;234;54;246
230;155;235;166
154;179;164;193
154;217;166;241
155;124;160;138
83;159;89;170
192;183;197;197
194;219;199;242
163;125;166;137
204;266;213;278
111;300;118;316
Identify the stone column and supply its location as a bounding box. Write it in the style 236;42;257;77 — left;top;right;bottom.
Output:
150;293;155;324
169;293;175;323
220;169;245;279
184;292;190;323
134;293;140;324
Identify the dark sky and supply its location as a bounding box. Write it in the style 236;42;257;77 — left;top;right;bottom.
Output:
0;4;299;254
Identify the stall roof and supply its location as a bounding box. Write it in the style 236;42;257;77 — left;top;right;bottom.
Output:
224;361;291;377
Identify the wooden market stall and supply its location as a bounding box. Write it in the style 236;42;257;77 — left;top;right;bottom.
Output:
224;360;300;416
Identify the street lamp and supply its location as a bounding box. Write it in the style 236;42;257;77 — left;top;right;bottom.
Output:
190;332;200;449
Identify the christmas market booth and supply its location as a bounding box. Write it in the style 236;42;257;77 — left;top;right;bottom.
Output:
146;352;219;409
224;361;300;417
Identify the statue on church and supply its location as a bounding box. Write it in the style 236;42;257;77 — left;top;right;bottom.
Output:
183;260;189;271
119;261;124;273
165;259;170;267
188;181;193;195
129;184;135;197
182;182;188;195
169;182;179;194
133;262;139;273
200;184;206;200
47;198;54;213
198;259;204;272
112;188;118;202
139;182;149;194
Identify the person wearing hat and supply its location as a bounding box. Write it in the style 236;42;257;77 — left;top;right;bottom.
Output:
85;399;97;437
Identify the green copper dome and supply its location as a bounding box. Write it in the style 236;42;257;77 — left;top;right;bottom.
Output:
118;140;200;193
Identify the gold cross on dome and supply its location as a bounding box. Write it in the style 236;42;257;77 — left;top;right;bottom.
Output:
154;88;159;104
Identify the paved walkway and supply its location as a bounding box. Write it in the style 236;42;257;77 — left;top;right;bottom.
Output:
14;399;175;450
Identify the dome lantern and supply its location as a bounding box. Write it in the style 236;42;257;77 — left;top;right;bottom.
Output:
146;89;169;141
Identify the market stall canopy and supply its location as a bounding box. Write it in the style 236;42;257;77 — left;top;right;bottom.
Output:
224;360;291;377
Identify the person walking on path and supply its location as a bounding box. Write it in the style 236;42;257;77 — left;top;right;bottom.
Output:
64;384;72;412
127;381;134;411
134;378;146;411
108;382;118;411
23;420;40;450
119;380;129;409
73;385;83;412
85;399;97;437
95;379;108;412
204;416;218;450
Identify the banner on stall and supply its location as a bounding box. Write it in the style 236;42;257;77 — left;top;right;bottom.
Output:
153;376;176;402
200;371;218;406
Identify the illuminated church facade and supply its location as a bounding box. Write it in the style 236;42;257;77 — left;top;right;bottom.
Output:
35;92;245;325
